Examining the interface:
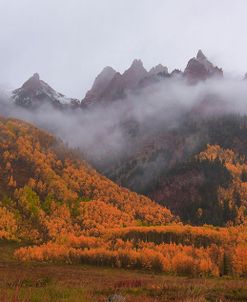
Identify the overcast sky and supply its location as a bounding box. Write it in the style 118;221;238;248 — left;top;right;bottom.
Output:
0;0;247;98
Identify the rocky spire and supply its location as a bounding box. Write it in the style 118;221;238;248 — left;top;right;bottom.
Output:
184;50;223;82
196;49;207;61
22;73;42;91
121;59;148;87
85;59;148;103
32;73;40;80
83;66;116;103
130;59;144;69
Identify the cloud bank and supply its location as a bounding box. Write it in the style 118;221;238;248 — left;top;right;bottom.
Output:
1;76;247;170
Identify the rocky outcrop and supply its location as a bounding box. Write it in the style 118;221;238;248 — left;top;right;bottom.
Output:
83;66;116;104
184;50;223;83
82;60;148;104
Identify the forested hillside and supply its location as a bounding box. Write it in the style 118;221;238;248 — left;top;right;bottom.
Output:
0;117;247;277
0;117;174;243
107;115;247;226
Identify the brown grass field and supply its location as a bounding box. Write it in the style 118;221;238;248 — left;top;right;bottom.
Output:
1;242;247;302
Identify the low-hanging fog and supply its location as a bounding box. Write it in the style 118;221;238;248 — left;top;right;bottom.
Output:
1;76;247;171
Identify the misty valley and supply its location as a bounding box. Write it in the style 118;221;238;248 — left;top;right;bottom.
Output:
1;50;247;301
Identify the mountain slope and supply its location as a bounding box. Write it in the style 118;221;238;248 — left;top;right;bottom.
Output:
2;117;247;278
0;117;175;242
106;115;247;226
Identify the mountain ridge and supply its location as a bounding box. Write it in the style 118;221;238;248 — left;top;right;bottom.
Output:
10;50;226;109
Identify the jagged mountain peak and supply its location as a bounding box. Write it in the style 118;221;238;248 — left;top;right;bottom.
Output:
94;59;148;103
32;72;40;80
12;74;78;108
82;66;117;104
195;50;214;71
92;66;116;85
149;64;168;75
99;66;116;77
83;52;224;105
122;59;148;78
130;59;144;67
196;49;207;61
122;59;148;83
22;73;43;91
184;50;223;82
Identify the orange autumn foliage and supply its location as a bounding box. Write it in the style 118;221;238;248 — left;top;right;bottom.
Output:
14;224;247;277
0;207;17;240
2;117;247;277
0;117;175;242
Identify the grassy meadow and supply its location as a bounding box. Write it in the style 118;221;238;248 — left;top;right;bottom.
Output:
0;242;247;302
